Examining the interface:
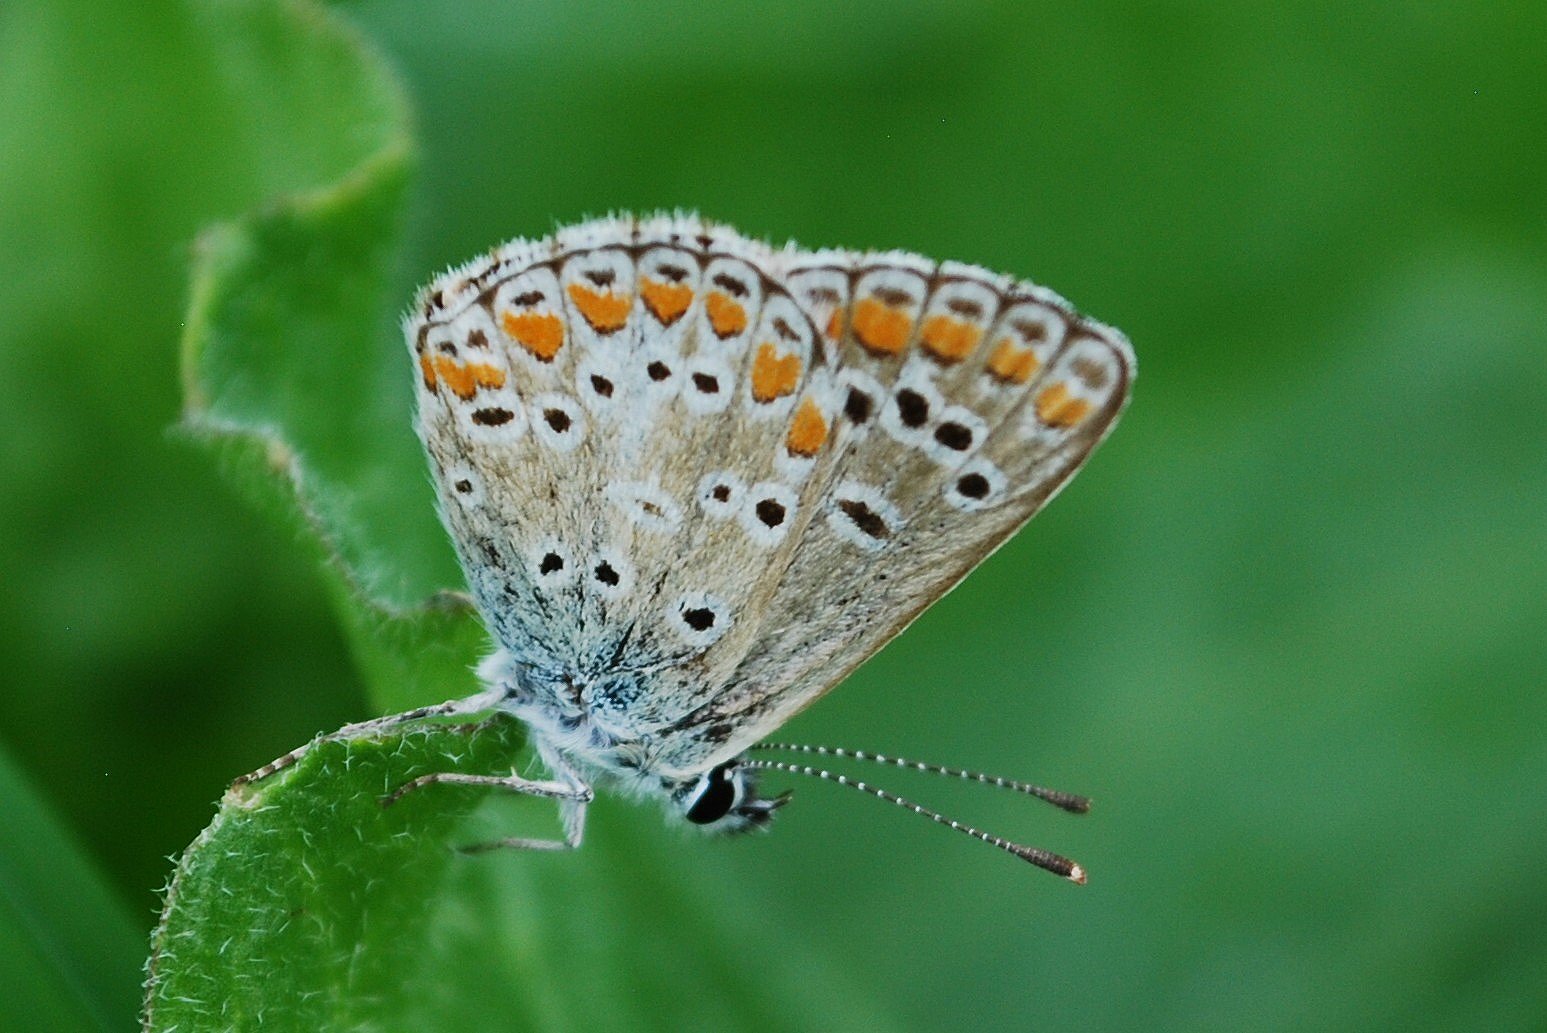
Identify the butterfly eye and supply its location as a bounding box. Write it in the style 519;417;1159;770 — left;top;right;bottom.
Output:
683;764;739;825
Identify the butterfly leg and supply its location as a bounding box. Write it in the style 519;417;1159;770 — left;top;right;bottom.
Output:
392;750;593;853
233;687;506;786
456;791;589;853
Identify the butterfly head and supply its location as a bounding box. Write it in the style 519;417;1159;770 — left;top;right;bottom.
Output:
670;760;791;834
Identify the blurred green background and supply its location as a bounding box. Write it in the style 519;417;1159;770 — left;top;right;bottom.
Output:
2;0;1544;1029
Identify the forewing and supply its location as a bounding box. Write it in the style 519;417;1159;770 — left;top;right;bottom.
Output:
662;252;1133;770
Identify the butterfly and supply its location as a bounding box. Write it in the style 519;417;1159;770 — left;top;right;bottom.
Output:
245;214;1132;881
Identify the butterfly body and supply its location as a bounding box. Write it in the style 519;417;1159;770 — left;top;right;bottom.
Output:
403;213;1132;838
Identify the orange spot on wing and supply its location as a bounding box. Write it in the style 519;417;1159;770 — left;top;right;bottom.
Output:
502;309;565;361
851;297;913;356
433;356;477;400
1034;381;1093;428
920;314;982;363
705;291;748;338
785;397;828;457
987;337;1040;384
824;309;844;343
751;343;802;402
431;357;506;400
419;352;438;390
470;362;505;390
566;283;632;333
640;278;694;325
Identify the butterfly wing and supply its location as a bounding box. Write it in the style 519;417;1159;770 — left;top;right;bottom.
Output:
408;216;849;742
659;252;1133;772
407;215;1131;780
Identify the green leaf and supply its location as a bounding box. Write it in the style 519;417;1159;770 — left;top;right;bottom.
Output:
0;741;144;1033
145;718;527;1031
170;0;484;712
148;2;894;1030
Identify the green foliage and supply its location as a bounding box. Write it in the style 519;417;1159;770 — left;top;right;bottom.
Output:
0;744;143;1033
1;0;1543;1030
144;720;525;1031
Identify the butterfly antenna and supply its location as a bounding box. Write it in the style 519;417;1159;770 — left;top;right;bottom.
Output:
739;757;1086;883
750;742;1090;814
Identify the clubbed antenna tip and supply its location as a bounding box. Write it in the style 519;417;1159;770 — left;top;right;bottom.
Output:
1009;844;1087;883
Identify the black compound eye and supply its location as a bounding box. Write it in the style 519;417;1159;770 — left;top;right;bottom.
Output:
684;764;738;825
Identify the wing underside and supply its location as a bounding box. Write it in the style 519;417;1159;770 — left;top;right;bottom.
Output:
405;215;1132;776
